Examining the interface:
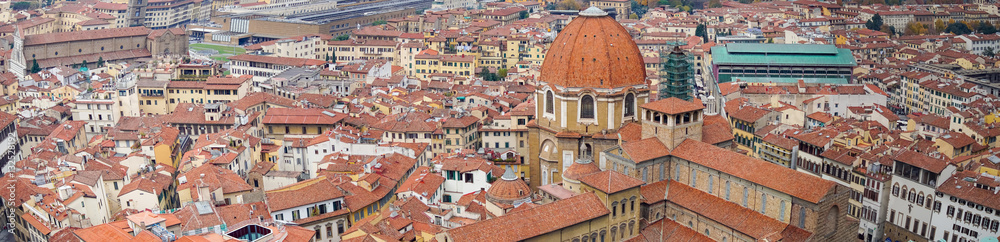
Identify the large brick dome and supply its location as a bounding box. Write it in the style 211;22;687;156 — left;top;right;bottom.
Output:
539;7;647;89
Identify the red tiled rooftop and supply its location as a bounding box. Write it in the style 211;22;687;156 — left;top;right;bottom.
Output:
444;193;609;241
621;138;670;163
578;170;645;194
641;97;705;115
262;108;346;125
672;140;836;204
539;13;646;89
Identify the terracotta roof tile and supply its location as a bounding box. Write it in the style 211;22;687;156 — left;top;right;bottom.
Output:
894;150;950;173
937;171;1000;210
641;97;705;115
21;213;52;235
266;177;345;211
539;14;646;89
24;26;150;46
578;170;644;194
702;121;735;145
727;104;772;122
666;180;810;240
396;167;445;197
762;134;797;150
216;202;271;226
616;122;644;142
621;138;670;163
262;108;346;125
629;219;714;242
672;140;836;203
445;193;609;241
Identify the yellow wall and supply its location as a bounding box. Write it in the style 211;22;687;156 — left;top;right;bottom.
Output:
138;87;168;115
267;124;331;139
978;166;1000;176
0;102;15;114
414;57;476;79
177;188;192;205
45;85;81;100
167;88;206;111
154;143;174;167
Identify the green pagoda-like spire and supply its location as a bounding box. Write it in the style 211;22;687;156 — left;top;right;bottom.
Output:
659;46;694;101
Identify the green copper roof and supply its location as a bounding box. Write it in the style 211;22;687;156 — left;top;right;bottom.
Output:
729;76;850;84
712;44;857;67
725;43;840;54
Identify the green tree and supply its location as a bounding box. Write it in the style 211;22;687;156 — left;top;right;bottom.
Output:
332;50;337;62
866;14;883;31
336;34;350;41
767;38;774;43
81;60;88;69
545;4;556;10
904;22;927;35
978;21;997;34
11;2;31;10
519;11;529;19
498;68;508;78
934;19;946;32
984;47;996;58
557;0;580;10
371;20;387;26
945;22;972;35
695;24;707;43
630;0;648;18
97;57;104;67
30;59;40;74
479;67;491;77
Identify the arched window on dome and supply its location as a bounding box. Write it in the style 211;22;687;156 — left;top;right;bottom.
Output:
580;95;595;119
624;93;635;118
545;91;554;114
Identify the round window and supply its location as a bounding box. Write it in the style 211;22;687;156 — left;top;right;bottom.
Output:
101;47;105;51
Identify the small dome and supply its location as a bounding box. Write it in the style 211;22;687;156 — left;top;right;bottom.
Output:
563;159;601;181
539;10;646;89
487;166;531;202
